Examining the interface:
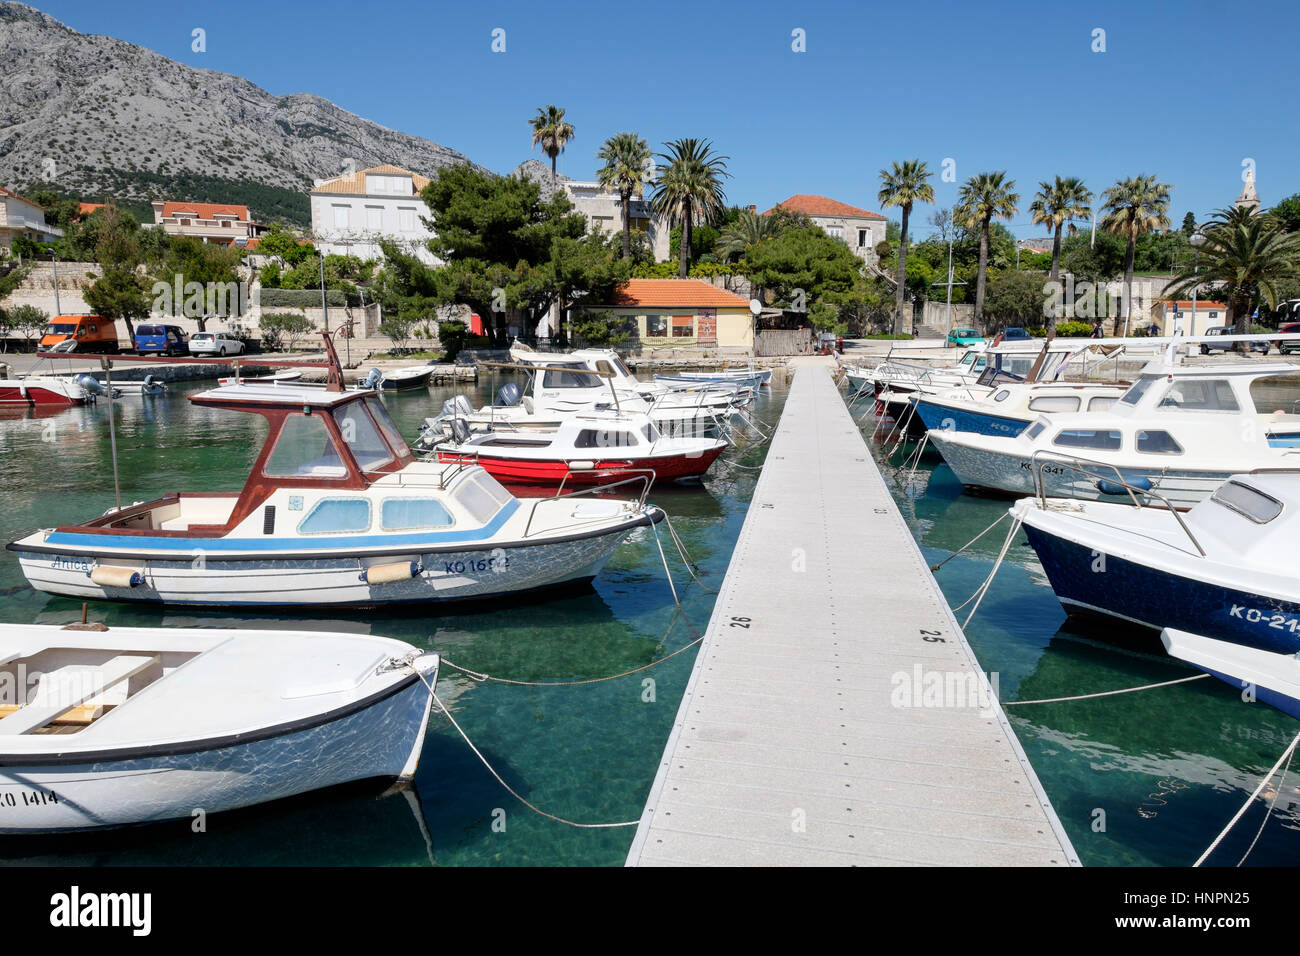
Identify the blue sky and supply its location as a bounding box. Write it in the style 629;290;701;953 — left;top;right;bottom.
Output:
26;0;1299;237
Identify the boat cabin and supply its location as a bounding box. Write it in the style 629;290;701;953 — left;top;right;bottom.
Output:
1016;363;1300;457
72;383;427;538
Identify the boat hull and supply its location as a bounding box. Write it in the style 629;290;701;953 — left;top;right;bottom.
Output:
913;398;1028;437
1022;521;1300;654
927;433;1226;508
380;369;434;390
0;384;86;407
0;665;434;833
12;516;658;607
436;448;725;486
1162;629;1300;722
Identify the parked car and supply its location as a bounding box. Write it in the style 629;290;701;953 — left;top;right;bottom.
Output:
999;327;1032;341
1278;321;1300;355
38;315;118;354
189;332;245;356
946;328;985;347
133;324;188;355
1199;325;1269;354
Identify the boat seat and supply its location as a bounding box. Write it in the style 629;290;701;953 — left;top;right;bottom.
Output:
0;654;157;735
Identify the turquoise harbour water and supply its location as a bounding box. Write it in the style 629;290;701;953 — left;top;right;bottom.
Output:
0;375;781;866
864;402;1300;867
2;374;1296;866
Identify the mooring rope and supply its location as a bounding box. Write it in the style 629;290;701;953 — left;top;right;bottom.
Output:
1194;728;1300;867
1235;735;1299;867
429;690;641;829
961;515;1023;628
1003;673;1210;707
930;512;1009;572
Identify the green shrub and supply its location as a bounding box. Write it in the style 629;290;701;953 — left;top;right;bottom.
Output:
1055;320;1094;337
258;287;345;308
259;312;315;351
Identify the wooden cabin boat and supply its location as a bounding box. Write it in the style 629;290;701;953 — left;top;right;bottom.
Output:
429;410;728;487
8;381;664;607
0;622;438;832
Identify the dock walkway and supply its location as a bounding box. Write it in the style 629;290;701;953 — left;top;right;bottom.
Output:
626;358;1078;866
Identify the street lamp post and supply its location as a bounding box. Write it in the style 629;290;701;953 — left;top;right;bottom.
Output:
50;251;61;314
1189;229;1204;342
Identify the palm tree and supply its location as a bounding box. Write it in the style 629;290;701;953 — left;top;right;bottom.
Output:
1029;176;1092;331
596;132;653;260
715;207;780;261
1100;174;1172;335
955;171;1019;327
878;159;935;336
1167;206;1300;343
529;105;574;184
650;138;730;277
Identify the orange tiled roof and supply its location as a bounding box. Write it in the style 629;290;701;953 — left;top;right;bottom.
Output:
312;164;431;196
762;194;885;220
77;202;104;216
610;279;751;309
1160;300;1227;310
160;201;251;220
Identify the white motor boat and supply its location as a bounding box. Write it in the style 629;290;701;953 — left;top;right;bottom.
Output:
217;370;303;386
1012;471;1300;651
929;361;1300;508
1162;627;1300;722
8;382;664;607
0;622;438;832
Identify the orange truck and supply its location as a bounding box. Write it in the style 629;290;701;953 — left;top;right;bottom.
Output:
38;315;120;354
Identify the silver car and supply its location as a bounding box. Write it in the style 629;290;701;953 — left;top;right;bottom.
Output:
189;332;245;356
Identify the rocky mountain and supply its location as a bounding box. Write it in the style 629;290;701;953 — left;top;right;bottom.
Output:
511;158;572;202
0;2;484;224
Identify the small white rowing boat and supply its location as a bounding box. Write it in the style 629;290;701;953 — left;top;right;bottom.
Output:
0;622;438;832
217;370;303;387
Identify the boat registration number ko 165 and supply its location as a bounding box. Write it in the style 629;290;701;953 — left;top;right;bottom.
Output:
0;788;59;808
441;554;511;575
1229;605;1300;632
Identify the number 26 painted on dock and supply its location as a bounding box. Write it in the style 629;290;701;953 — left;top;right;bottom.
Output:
729;617;752;628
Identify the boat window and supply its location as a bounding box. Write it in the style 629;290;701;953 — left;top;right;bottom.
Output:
1211;480;1283;524
642;422;659;443
612;356;633;377
264;414;347;478
1024;421;1046;440
381;497;455;531
1119;377;1154;405
960;352;977;368
1028;396;1081;413
1053;429;1122;450
364;395;411;459
543;365;603;389
1088;396;1117;412
334;402;394;471
992;389;1011;403
596;360;617;377
457;475;511;524
575;428;638;448
1136;430;1184;455
298;498;371;534
1158;379;1240;411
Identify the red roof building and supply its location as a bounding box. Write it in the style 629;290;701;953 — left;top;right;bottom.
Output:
596;279;755;353
150;199;263;244
761;194;888;264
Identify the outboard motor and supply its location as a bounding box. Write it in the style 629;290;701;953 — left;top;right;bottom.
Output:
494;382;523;407
360;367;384;390
74;373;107;396
450;417;471;443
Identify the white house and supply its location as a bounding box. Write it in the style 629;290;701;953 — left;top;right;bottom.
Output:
563;180;671;261
0;187;63;247
310;164;438;265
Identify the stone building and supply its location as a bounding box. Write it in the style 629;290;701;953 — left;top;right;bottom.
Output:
762;194;888;264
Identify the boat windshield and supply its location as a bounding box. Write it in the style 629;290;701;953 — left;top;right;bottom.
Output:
363;395;412;459
1157;379;1240;412
543;365;604;389
264;413;347;478
1119;376;1155;405
334;401;394;471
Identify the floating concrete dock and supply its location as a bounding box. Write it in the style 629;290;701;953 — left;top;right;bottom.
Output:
627;358;1079;866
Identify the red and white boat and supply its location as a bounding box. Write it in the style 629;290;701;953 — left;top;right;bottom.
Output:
430;411;728;487
0;372;90;407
